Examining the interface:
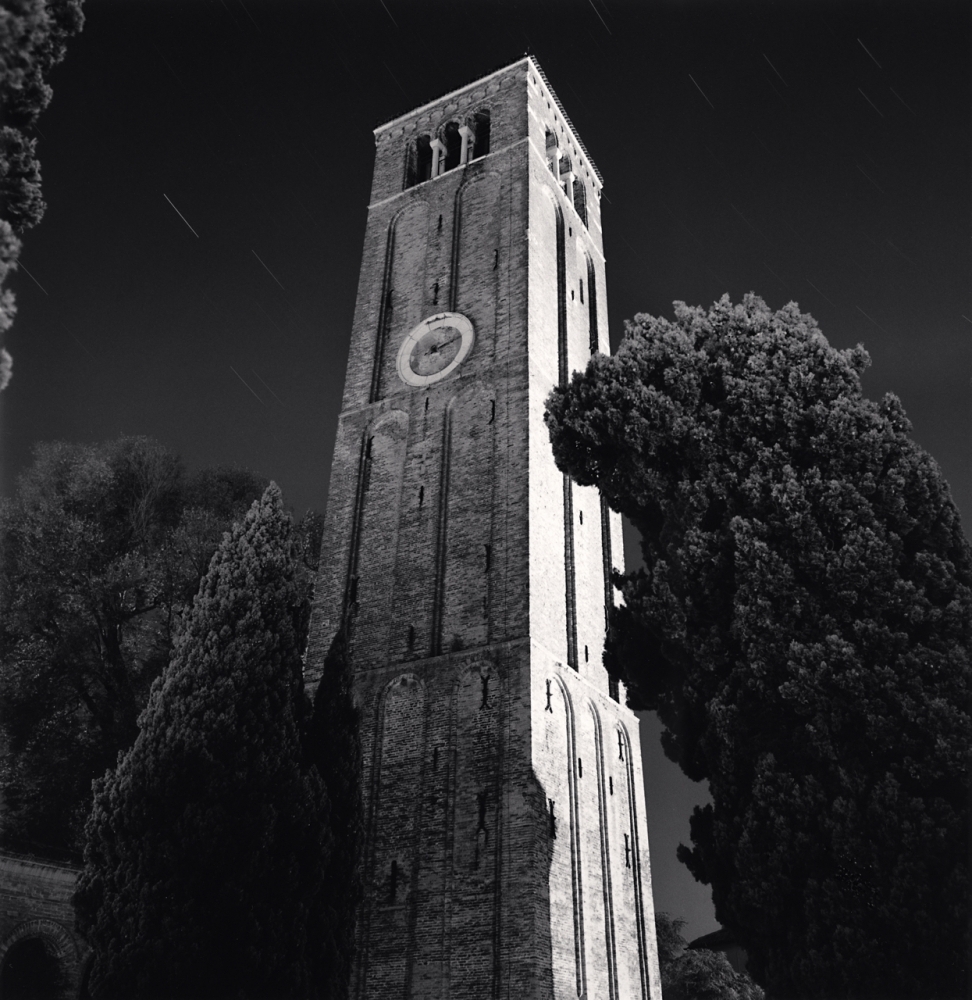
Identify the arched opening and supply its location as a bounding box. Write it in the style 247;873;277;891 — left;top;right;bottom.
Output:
573;177;588;226
0;937;65;1000
470;110;490;158
407;134;432;187
442;121;462;171
545;127;558;175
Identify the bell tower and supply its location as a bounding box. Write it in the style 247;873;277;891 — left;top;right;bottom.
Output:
306;58;662;1000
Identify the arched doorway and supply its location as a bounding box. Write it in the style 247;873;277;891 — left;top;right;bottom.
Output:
0;936;65;999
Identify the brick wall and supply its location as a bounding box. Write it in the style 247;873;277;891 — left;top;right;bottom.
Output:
304;57;661;1000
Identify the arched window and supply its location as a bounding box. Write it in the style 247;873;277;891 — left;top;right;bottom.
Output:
405;135;432;188
558;153;573;202
573;178;588;227
545;128;558;175
442;121;462;171
471;110;490;158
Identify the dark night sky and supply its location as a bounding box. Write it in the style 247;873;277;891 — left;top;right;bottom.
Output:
1;0;968;943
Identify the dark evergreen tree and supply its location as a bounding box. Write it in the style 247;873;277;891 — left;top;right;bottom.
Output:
74;484;329;999
304;626;362;1000
0;436;268;859
0;0;85;388
546;294;972;999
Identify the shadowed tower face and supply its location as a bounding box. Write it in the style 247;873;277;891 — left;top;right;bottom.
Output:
305;58;662;1000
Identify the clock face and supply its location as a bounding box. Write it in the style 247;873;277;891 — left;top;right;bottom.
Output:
397;312;475;387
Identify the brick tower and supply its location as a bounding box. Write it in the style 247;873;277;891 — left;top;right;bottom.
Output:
305;58;662;1000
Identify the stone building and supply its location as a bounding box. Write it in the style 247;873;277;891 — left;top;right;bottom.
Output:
304;57;662;1000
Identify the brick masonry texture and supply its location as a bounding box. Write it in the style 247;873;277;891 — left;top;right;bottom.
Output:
305;58;661;1000
0;853;90;998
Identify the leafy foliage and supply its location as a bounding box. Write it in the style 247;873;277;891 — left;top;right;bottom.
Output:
0;436;268;858
655;912;764;1000
0;0;85;385
546;294;972;999
73;485;330;1000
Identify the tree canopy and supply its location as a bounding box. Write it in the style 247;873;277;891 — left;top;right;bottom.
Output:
546;294;972;999
74;484;330;1000
655;912;764;1000
0;0;85;388
0;436;269;858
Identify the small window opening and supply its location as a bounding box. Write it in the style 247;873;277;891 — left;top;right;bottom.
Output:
407;624;415;649
584;644;589;662
579;278;584;303
493;248;499;270
618;731;625;761
389;859;399;902
484;544;492;573
573;178;588;227
437;213;443;231
480;673;489;708
571;289;575;300
578;757;583;777
443;121;462;171
624;834;632;868
545;678;553;712
489;399;495;423
424;396;430;412
471;110;490;158
419;485;424;506
548;799;557;838
432;281;439;305
579;510;583;524
609;776;614;795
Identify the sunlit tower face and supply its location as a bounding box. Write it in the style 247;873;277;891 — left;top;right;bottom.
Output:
305;57;662;1000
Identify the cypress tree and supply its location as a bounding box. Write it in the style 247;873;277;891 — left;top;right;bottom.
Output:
546;294;972;998
74;484;329;999
305;626;362;1000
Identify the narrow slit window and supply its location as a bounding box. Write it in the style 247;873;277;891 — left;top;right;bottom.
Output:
579;278;584;303
407;624;415;649
419;485;424;506
578;757;583;777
